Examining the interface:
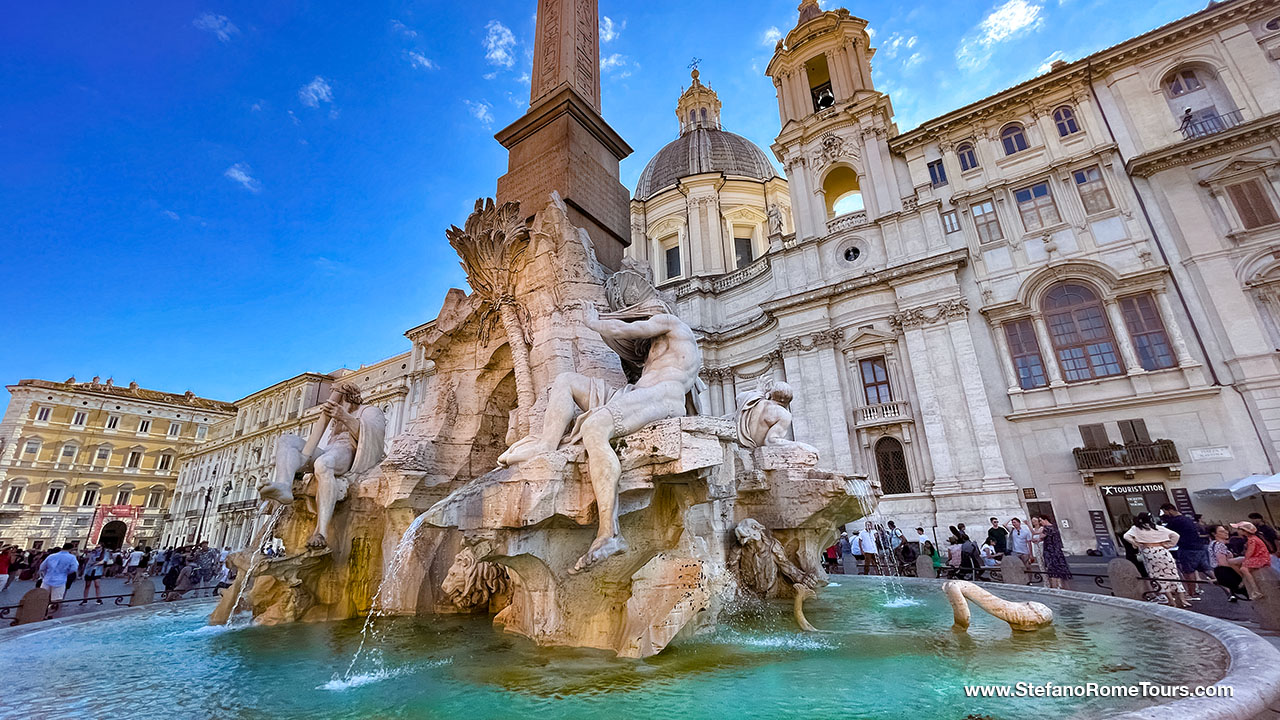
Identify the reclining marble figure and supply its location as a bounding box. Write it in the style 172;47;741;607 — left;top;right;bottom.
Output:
734;380;815;451
257;381;386;549
497;269;703;573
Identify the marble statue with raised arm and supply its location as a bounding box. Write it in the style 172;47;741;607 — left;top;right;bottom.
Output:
257;381;386;549
498;269;703;573
734;380;815;452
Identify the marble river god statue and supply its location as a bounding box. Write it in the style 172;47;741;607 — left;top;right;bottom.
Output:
258;381;387;549
734;380;815;452
498;269;703;573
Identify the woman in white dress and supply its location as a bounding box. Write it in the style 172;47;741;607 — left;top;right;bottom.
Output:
1123;512;1189;609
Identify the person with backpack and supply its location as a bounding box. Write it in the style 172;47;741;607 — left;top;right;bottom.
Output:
79;544;108;605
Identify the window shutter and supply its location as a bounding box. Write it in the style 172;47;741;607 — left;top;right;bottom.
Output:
1118;420;1136;445
1079;423;1108;448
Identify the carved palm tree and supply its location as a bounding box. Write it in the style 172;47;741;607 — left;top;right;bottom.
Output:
447;198;536;435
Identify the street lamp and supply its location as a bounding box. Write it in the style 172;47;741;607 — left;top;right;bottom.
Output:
194;485;213;546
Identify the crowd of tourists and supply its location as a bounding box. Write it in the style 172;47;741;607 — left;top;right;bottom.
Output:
0;540;237;604
822;506;1280;609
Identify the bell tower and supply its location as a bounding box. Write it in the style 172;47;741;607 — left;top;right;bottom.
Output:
766;0;898;241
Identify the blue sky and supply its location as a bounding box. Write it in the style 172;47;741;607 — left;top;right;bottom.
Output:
1;0;1205;402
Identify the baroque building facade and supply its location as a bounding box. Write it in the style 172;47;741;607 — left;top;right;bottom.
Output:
165;352;412;549
0;378;234;550
626;0;1280;552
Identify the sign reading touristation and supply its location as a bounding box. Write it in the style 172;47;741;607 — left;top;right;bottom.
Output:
1099;483;1166;496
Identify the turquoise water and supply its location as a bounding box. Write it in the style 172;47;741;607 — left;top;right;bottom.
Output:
0;578;1226;720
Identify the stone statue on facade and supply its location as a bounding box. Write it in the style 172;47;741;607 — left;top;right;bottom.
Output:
728;518;821;631
734;380;815;452
497;269;703;573
767;204;784;236
257;381;387;549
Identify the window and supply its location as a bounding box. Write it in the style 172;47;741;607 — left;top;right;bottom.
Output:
859;357;893;405
1073;167;1114;214
168;421;181;437
1119;294;1176;370
927;159;947;187
1165;69;1204;97
44;485;64;506
941;211;961;234
1053;106;1080;136
23;440;40;455
147;490;164;508
1004;320;1048;389
158;454;174;471
664;244;681;281
127;450;143;469
1226;179;1280;229
1001;124;1029;155
60;444;77;463
72;411;88;427
875;437;911;495
95;447;111;464
5;485;23;505
39;517;54;526
957;143;979;172
1079;424;1109;448
138;419;151;434
196;425;208;440
1014;181;1062;231
115;489;132;505
823;166;864;216
971;200;1003;243
81;486;99;507
733;237;754;270
106;415;120;430
1267;17;1280;31
36;407;51;422
843;246;862;262
74;517;90;527
1044;283;1124;381
1118;419;1153;445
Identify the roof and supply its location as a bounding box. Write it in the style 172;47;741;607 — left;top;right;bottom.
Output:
11;378;237;413
634;126;779;200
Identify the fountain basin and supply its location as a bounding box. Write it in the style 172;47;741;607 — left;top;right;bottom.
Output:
2;577;1276;719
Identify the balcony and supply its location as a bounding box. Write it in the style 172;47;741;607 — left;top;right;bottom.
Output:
827;210;869;234
217;499;258;513
854;400;913;427
1180;110;1244;141
1074;440;1180;482
184;509;201;518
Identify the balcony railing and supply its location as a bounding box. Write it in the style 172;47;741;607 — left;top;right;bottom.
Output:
1180;110;1244;141
827;210;869;234
1073;440;1180;471
217;499;258;513
855;400;912;426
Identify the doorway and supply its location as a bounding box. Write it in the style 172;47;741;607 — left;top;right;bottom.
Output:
98;520;128;550
1099;482;1170;544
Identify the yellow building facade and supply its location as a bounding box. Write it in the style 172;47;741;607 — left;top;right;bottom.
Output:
0;378;235;550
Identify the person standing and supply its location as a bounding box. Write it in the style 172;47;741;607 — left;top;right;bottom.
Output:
837;532;852;567
886;521;905;565
1123;513;1189;608
911;527;928;558
858;521;881;576
1228;521;1271;600
1247;513;1278;554
0;546;12;592
80;544;108;605
1207;525;1249;601
38;543;80;603
124;546;146;585
1007;518;1033;566
1032;515;1071;589
1160;503;1210;595
986;518;1008;556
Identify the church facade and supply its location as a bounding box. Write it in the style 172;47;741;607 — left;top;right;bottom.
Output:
626;0;1280;552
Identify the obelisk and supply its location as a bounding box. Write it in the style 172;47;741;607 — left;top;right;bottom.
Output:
494;0;633;270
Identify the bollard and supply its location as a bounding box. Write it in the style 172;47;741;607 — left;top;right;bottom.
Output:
15;586;51;625
1000;555;1028;585
1108;558;1146;601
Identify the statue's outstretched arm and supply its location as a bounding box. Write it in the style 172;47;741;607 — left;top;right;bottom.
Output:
586;314;676;341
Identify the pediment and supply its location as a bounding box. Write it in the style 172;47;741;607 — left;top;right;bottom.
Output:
1201;154;1278;184
842;327;897;349
723;205;767;223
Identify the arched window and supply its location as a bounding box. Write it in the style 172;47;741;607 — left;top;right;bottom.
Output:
822;166;864;217
1052;106;1080;136
957;142;979;171
44;482;66;506
115;485;134;506
875;437;911;495
1001;124;1029;155
4;480;27;506
1043;283;1124;381
81;483;101;507
1164;68;1205;97
1119;294;1176;371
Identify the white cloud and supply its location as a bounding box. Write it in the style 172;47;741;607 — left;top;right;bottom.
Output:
406;51;436;70
880;32;918;59
600;16;625;43
298;76;333;107
250;101;263;112
288;110;300;126
956;0;1045;71
762;26;782;45
465;99;494;127
163;210;180;220
1036;50;1068;74
224;163;262;193
866;26;876;38
516;72;531;85
902;52;924;69
484;20;517;68
193;12;239;43
600;53;627;73
391;20;418;38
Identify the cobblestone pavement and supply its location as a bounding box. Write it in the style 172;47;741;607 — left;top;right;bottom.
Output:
0;574;174;620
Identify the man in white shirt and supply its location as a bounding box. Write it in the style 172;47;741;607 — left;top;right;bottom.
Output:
39;543;81;602
858;521;881;576
125;547;146;584
1007;517;1034;566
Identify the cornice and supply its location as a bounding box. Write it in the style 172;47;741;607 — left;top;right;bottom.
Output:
1127;113;1280;178
759;248;969;314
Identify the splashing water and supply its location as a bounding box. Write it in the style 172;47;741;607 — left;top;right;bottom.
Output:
847;478;909;603
336;512;431;684
228;503;287;623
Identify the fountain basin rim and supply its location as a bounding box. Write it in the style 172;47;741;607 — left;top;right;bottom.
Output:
846;575;1280;720
0;596;218;644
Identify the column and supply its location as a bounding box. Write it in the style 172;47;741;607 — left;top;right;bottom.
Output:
827;51;850;101
721;371;737;415
773;79;787;124
1154;289;1196;366
1030;314;1065;385
1104;298;1146;374
815;344;855;470
946;318;1012;485
788;70;811;119
990;323;1022;393
900;326;957;490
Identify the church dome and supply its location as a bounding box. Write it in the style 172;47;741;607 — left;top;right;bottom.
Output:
633;69;779;201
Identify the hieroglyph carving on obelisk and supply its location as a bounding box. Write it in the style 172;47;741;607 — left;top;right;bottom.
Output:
530;0;601;112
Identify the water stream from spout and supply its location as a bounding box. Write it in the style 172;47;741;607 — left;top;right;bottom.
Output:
229;504;287;622
337;512;429;684
848;479;911;604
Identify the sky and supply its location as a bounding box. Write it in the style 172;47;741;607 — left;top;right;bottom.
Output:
0;0;1208;402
